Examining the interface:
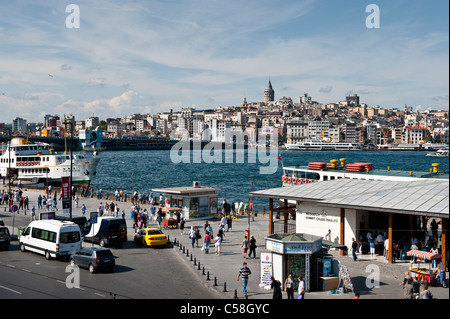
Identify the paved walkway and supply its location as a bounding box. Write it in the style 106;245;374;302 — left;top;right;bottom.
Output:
1;185;448;299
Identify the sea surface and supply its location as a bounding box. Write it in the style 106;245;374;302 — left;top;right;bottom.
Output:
89;149;449;206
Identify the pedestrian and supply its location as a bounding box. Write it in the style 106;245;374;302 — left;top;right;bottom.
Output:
81;204;87;217
369;234;375;257
214;233;222;256
203;231;211;254
226;216;232;232
249;236;257;259
180;217;185;235
242;235;249;258
297;276;305;299
37;194;42;209
435;259;447;287
189;226;196;248
351;237;358;261
237;262;251;299
284;274;295;299
270;276;282;299
31;206;36;221
353;292;360;299
420;284;433;299
195;227;201;247
403;277;414;299
324;229;331;241
430;219;439;241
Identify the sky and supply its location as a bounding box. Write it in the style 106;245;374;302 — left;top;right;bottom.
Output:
0;0;448;124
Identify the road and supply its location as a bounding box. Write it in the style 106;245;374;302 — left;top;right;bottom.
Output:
0;239;222;299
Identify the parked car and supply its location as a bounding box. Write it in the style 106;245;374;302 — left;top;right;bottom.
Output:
134;227;167;247
69;247;116;273
0;226;11;250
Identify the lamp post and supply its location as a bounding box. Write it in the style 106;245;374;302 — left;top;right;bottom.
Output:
63;119;73;219
247;175;254;232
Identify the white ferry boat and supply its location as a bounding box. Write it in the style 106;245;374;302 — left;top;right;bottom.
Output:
285;140;363;151
426;149;449;157
0;137;100;187
281;158;448;186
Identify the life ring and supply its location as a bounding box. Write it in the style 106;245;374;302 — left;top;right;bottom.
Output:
293;178;297;184
287;177;292;183
282;176;287;183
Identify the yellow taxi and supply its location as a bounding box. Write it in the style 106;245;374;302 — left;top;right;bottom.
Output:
135;227;168;247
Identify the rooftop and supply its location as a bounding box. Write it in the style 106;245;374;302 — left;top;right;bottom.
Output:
250;179;449;218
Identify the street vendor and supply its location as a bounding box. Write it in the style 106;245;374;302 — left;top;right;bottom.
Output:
434;259;447;288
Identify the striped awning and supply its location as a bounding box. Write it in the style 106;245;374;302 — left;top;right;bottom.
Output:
406;249;442;260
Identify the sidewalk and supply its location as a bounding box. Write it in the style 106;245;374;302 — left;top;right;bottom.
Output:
2;185;448;300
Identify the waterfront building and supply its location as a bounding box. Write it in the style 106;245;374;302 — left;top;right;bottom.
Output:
250;178;449;266
12;117;27;133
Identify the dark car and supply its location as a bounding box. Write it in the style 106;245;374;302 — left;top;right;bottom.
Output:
69;247;116;273
83;217;127;248
0;226;11;250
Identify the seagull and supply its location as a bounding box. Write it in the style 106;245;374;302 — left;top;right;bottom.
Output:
48;74;54;78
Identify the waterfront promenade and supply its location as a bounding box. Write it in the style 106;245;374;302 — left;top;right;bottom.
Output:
1;184;448;300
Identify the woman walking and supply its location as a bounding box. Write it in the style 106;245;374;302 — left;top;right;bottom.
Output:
284;274;295;299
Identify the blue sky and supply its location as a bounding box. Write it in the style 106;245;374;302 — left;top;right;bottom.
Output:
0;0;448;123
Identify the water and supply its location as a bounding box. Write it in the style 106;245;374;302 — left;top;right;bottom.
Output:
89;149;449;206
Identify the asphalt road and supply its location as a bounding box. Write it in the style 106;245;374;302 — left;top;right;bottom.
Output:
0;239;222;299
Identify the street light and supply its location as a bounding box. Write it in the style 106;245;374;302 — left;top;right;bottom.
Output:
63;119;73;219
248;175;254;232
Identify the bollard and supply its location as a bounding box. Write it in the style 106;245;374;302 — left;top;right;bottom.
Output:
207;271;210;281
214;277;218;286
186;249;189;257
202;266;205;275
233;289;238;299
223;282;227;292
197;261;201;270
182;246;185;253
193;256;196;264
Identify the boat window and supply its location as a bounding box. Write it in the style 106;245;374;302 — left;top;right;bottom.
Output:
323;176;328;181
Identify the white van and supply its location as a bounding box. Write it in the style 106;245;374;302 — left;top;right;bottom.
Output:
19;220;82;260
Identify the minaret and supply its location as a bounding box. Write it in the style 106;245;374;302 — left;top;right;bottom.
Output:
264;79;275;103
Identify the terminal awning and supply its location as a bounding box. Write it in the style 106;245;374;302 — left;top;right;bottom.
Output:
322;240;347;250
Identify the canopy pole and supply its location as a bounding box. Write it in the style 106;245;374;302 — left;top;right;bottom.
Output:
388;213;393;264
269;198;273;235
340;208;345;256
442;218;447;271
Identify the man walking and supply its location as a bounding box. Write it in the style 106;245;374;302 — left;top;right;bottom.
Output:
237;262;251;299
351;238;358;261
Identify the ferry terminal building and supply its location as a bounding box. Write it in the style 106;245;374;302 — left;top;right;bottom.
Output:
249;179;449;268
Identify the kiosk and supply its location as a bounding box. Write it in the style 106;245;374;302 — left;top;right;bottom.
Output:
152;182;219;220
263;233;335;291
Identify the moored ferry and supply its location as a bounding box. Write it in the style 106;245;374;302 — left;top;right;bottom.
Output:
0;137;100;187
285;140;363;151
281;158;448;186
426;149;449;157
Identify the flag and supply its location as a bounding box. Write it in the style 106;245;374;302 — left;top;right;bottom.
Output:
277;156;282;160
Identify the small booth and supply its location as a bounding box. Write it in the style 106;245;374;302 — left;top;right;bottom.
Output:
263;233;337;292
152;182;219;220
407;249;441;285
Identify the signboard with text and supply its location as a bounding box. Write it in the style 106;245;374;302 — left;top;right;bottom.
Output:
61;176;70;215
